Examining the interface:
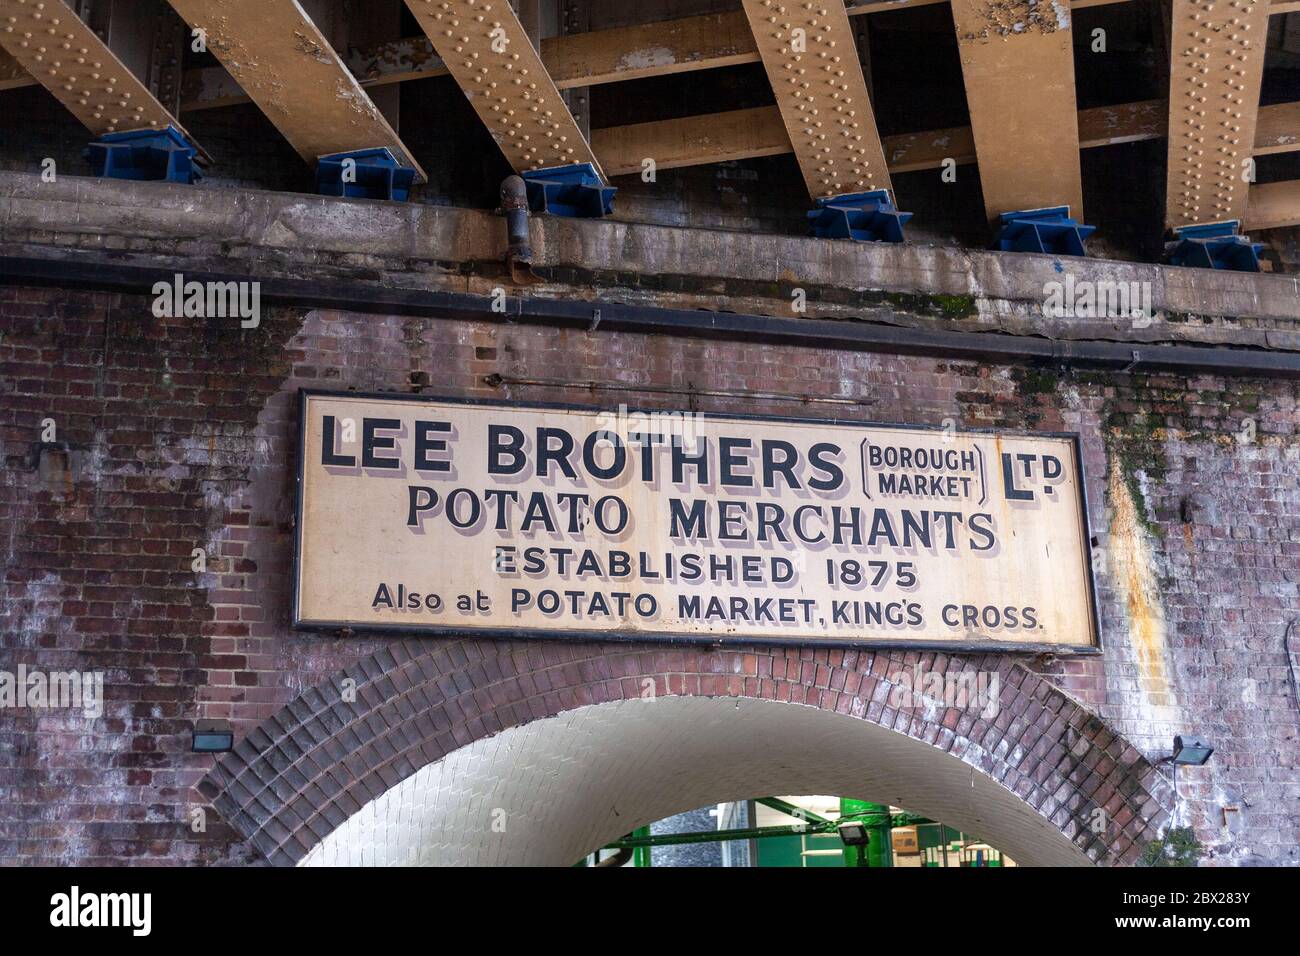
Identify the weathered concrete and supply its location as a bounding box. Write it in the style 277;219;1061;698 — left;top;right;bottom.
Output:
2;172;1298;353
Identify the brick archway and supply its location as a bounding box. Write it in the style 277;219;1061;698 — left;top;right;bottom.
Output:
197;641;1174;866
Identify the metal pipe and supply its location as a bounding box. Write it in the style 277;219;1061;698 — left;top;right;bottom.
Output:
481;373;881;409
605;822;838;849
4;255;1297;380
498;174;534;284
601;804;937;858
756;796;834;827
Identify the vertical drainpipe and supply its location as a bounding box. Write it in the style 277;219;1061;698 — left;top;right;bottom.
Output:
499;174;535;285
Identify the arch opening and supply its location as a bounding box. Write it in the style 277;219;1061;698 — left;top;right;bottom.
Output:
299;696;1095;867
200;643;1174;867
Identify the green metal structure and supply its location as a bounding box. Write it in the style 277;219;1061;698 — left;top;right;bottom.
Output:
838;798;892;867
597;798;946;867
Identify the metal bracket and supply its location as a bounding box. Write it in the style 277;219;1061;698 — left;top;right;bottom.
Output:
83;125;202;184
522;162;615;218
994;206;1095;257
807;189;911;244
1165;220;1264;273
315;147;417;202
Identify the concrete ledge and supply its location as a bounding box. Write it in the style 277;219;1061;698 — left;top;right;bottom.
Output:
7;252;1295;379
2;171;1298;352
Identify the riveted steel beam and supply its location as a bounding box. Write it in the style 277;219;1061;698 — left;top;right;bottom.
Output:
18;0;1296;105
950;0;1084;224
592;106;794;176
171;0;1148;112
592;99;1174;178
1164;0;1270;229
592;95;1300;178
558;0;589;142
739;0;893;201
0;0;204;155
402;0;603;177
165;0;424;181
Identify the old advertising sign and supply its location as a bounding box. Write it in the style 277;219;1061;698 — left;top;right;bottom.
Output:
294;391;1100;652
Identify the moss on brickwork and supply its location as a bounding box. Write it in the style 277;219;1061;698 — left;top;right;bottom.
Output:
1100;407;1167;539
1007;364;1062;428
1137;827;1203;867
1115;443;1163;538
1010;365;1061;397
1086;367;1274;540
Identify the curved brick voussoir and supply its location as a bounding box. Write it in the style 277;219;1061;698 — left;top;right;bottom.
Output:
197;639;1174;867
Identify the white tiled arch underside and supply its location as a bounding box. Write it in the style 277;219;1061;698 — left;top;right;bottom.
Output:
299;695;1092;867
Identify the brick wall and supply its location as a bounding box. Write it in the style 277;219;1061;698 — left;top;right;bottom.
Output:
2;286;1297;865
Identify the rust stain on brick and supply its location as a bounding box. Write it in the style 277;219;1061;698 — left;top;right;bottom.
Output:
1107;460;1177;711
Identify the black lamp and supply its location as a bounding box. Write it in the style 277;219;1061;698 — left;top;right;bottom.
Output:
837;821;870;846
1171;735;1214;766
192;719;234;753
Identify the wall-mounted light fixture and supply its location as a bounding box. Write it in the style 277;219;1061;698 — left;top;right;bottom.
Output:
1171;735;1214;766
192;719;234;753
837;821;869;847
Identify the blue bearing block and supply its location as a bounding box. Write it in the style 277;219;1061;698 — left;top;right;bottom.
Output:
316;147;417;202
1165;221;1263;273
522;163;616;218
994;206;1095;257
84;126;202;185
807;189;912;243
